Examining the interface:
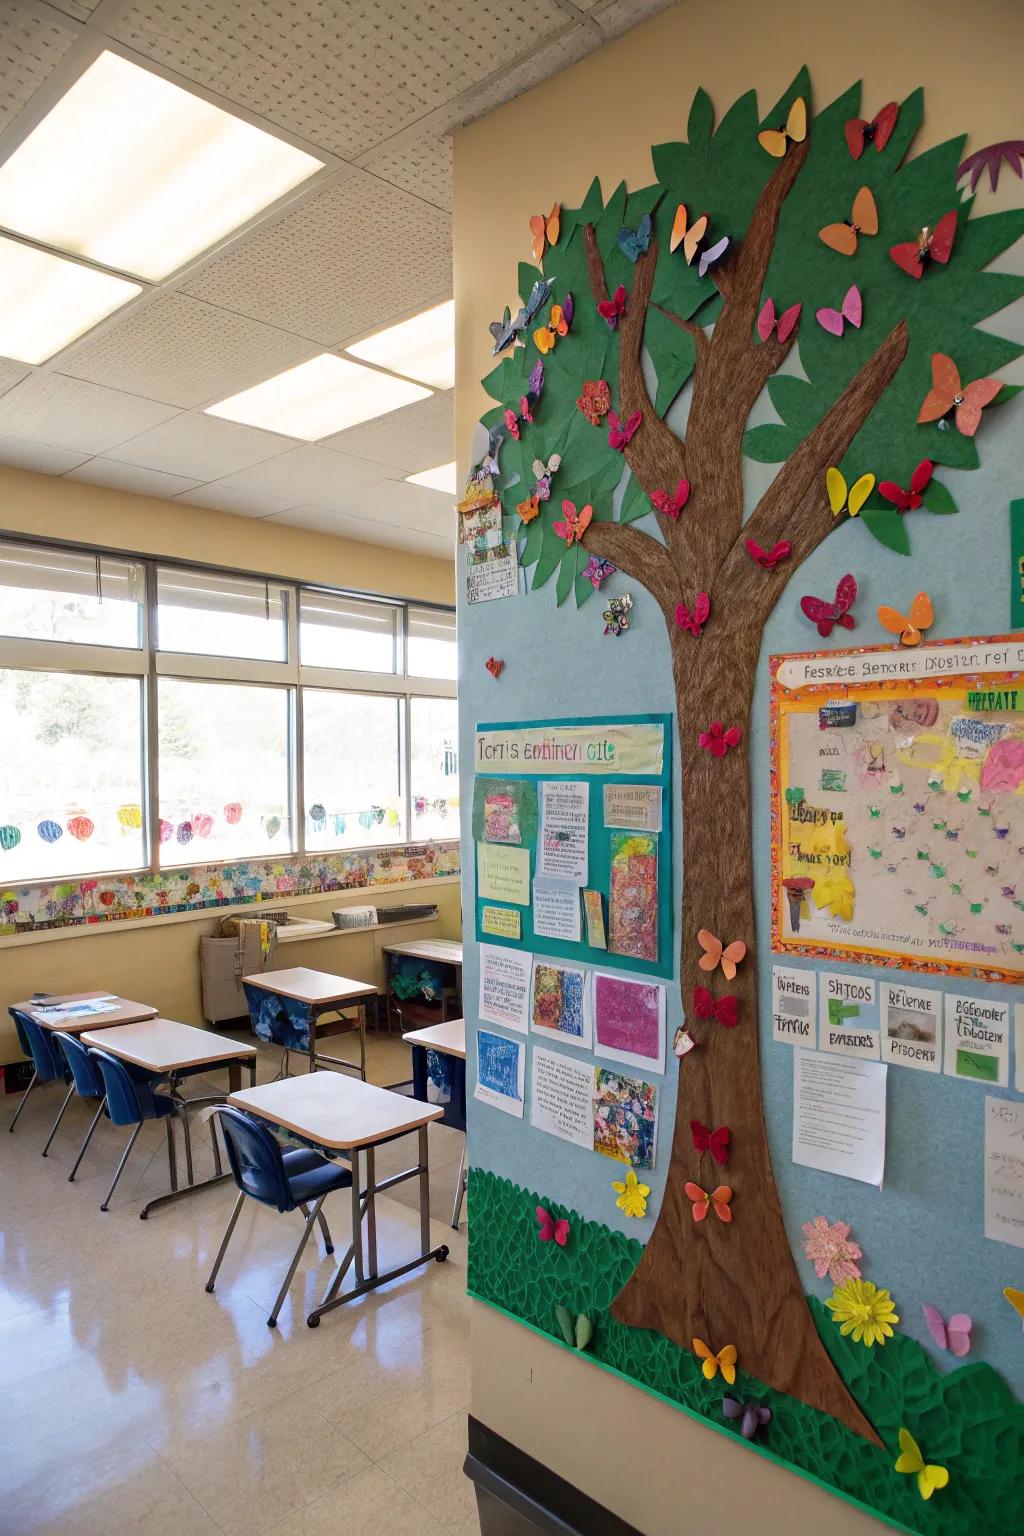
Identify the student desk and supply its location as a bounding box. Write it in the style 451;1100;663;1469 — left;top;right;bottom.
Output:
17;993;158;1034
382;938;463;1030
402;1017;467;1230
241;967;376;1077
228;1071;448;1326
81;1018;257;1219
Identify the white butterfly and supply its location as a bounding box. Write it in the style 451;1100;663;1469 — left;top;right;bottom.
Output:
532;454;562;501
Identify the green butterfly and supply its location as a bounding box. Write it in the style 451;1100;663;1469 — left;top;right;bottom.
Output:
555;1304;593;1352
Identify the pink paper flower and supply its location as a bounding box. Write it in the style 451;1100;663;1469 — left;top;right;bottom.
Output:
802;1216;862;1284
699;721;742;757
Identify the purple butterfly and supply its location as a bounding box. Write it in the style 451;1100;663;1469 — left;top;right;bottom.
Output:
913;802;927;814
1002;886;1016;900
893;826;906;840
996;924;1012;936
583;556;616;590
528;359;544;403
995;825;1010;840
723;1397;772;1440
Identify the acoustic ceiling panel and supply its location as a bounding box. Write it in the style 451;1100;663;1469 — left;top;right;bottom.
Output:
269;503;454;560
0;3;79;138
107;412;293;480
45;1;102;20
67;458;201;499
207;443;394;508
181;167;451;344
0;359;30;400
174;483;295;518
322;389;452;472
298;476;451;530
593;0;679;39
0;432;87;475
358;135;453;213
441;23;599;135
0;373;179;456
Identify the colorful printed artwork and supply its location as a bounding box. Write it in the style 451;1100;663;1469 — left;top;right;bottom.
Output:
475;1028;526;1117
608;831;659;963
593;1067;657;1170
483;789;521;844
593;972;665;1071
531;961;587;1041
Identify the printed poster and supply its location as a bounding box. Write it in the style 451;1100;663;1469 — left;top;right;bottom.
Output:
593;1067;657;1170
530;959;592;1050
603;784;663;832
478;944;531;1032
984;1096;1024;1248
474;1029;525;1118
475;720;664;777
539;780;589;884
818;973;880;1060
477;841;530;905
530;1045;593;1148
772;966;817;1047
593;972;666;1073
943;994;1010;1085
881;980;942;1072
608;831;658;963
481;905;521;941
532;878;582;943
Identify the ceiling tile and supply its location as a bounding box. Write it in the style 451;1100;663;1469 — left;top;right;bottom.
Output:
67;459;201;499
181;167;451;345
357;135;452;213
593;0;680;39
56;292;314;408
0;432;87;475
269;504;454;560
302;477;451;530
46;1;101;18
210;444;393;508
322;390;453;472
441;23;597;135
0;2;79;137
0;374;179;455
108;413;292;480
173;483;294;518
0;358;30;400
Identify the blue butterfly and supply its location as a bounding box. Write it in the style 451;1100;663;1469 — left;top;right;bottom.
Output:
617;212;652;263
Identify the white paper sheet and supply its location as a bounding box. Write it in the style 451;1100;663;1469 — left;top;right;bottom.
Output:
944;994;1010;1087
984;1096;1024;1249
881;981;942;1073
466;540;519;604
602;783;662;832
478;944;532;1033
474;1028;525;1118
539;780;589;884
532;878;581;943
33;996;119;1021
530;1045;593;1148
818;973;879;1060
792;1050;887;1187
772;966;816;1047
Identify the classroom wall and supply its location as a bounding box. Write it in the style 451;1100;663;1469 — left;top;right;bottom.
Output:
453;1;1024;1530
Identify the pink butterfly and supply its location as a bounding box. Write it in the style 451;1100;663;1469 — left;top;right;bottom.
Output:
652;479;690;518
745;537;791;569
553;499;593;545
536;1205;570;1247
597;284;627;328
700;721;742;757
816;285;863;336
800;574;858;637
608;409;642;451
675;592;710;636
922;1304;972;1357
503;397;533;440
756;298;802;344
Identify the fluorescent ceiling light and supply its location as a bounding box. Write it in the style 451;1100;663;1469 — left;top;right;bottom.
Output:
347;300;455;389
206;354;431;439
406;461;457;494
0;51;322;281
0;236;140;364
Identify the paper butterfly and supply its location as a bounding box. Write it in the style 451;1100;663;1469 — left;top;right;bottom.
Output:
878;591;934;648
758;95;807;157
503;402;531;440
536;1204;569;1247
895;1428;949;1503
816;284;862;335
723;1398;772;1440
597;283;627;328
693;1339;737;1383
756;298;801;344
489;278;555;354
516;494;540;523
690;1119;730;1166
651;479;690;518
879;459;932;511
921;1303;972;1357
826;466;874;518
583;556;615;589
618;212;652;263
675;592;710;636
526;358;544;404
485;657;504;678
608;409;642;451
890;211;957;278
697;928;746;980
693;987;739;1028
819;186;878;256
603;594;633;637
685;1182;733;1223
674;1027;697;1057
917;353;1000;437
699;721;742;758
531;453;561;500
553;499;592;545
1003;1287;1024;1327
745;537;791;569
669;204;730;276
534;293;574;354
530;202;560;264
846;101;899;159
473;427;504;480
800;574;858;638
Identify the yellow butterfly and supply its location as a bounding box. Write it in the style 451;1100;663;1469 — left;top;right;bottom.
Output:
692;1338;737;1384
826;466;875;518
758;96;807;157
534;303;571;355
1004;1286;1024;1326
894;1428;949;1502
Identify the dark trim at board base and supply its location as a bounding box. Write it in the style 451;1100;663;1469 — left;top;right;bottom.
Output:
464;1416;644;1536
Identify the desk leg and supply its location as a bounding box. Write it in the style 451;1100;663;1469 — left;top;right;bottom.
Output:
139;1057;244;1219
359;1003;368;1082
418;1123;431;1256
366;1145;378;1279
451;1140;467;1230
350;1148;364;1286
308;1008;317;1076
165;1118;178;1193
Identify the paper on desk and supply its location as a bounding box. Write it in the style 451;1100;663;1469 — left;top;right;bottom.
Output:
478;943;531;1033
477;840;530;906
792;1050;887;1187
532;878;581;943
539;780;589;884
34;997;120;1020
984;1096;1024;1250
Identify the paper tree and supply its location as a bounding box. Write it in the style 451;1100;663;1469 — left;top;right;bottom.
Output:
475;73;1024;1443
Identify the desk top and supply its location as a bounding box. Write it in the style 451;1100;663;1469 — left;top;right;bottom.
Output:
81;1018;257;1072
242;966;377;1005
228;1071;442;1150
14;993;158;1033
402;1017;466;1061
382;939;463;965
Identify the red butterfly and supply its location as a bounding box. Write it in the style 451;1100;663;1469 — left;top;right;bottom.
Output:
608;409;642;451
699;721;742;758
692;986;739;1028
690;1120;731;1167
651;479;690;518
800;573;858;637
845;101;899;159
675;592;710;636
553;499;592;545
503;396;534;440
597;283;628;328
535;1205;570;1246
879;459;933;512
889;211;957;279
756;298;801;344
745;537;790;569
485;656;504;678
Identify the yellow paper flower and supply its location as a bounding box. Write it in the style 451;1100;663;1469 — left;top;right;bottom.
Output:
612;1170;650;1218
826;1278;899;1347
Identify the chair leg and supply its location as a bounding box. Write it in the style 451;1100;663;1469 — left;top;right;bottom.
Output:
268;1196;326;1328
299;1200;334;1257
101;1123;142;1211
205;1191;245;1294
178;1103;194;1186
451;1141;467;1231
8;1071;38;1132
41;1085;75;1157
210;1115;223;1178
69;1098;106;1182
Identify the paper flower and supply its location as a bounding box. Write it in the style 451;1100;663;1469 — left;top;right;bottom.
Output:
576;378;611;424
612;1169;649;1218
699;720;742;758
802;1216;863;1284
826;1278;899;1347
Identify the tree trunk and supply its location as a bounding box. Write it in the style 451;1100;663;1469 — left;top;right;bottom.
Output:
610;618;881;1446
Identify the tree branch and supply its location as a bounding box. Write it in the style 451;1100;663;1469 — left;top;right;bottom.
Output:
714;135;811;350
581;519;679;625
651;301;710;367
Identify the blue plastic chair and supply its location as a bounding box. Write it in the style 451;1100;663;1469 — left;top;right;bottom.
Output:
7;1007;71;1144
205;1105;353;1327
88;1047;177;1212
50;1031;108;1181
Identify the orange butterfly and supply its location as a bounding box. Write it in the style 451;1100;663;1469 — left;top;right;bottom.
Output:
697;928;746;980
530;202;560;264
693;1338;737;1383
553;499;592;546
917;353;1001;437
819;186;878;256
685;1182;733;1223
670;203;709;262
534;296;573;355
758;96;807;158
516;494;541;524
878;592;934;647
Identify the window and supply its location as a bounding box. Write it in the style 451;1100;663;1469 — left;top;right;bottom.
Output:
410;696;459;839
157;567;288;661
408;606;456;680
302;690;403;848
0;541;143;648
299;591;398;673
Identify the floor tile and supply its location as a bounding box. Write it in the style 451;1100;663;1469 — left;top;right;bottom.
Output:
379;1411;478;1533
266;1463;448;1535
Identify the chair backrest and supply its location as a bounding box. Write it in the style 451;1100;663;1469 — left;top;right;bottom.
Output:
88;1048;160;1126
211;1105;294;1212
8;1009;65;1083
52;1032;104;1099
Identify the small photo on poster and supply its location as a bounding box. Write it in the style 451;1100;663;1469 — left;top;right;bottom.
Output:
881;981;941;1072
593;972;665;1074
608;830;659;964
593;1067;657;1170
530;959;592;1050
474;1029;526;1118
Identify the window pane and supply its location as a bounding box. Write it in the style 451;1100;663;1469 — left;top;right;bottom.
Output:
302;690;403;848
410;696;459;839
299;591;398;673
407;606;456;680
157;567;289;661
0;540;143;647
158;678;291;862
0;669;144;880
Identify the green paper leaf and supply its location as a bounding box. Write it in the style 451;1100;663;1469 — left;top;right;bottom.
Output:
651;140;687;187
646;304;696;417
520;515;545;567
743;423;801;463
766;374;820;435
574;568;596;608
555;543;580;607
518;261;544;306
859;508;912;555
576;176;605;227
532;530;565;590
554;1303;575;1348
921;479;958;515
688;87;714;145
619;474;652;526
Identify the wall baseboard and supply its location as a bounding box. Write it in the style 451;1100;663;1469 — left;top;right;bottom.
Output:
464;1416;643;1536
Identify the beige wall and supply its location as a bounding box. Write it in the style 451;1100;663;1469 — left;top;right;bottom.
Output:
454;0;1023;1529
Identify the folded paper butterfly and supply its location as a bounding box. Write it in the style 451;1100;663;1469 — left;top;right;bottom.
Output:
651;479;690;518
692;986;739;1028
685;1182;733;1223
921;1303;971;1357
894;1428;949;1502
669;204;730;276
693;1339;737;1383
816;284;863;335
530;202;560;264
826;466;874;518
1004;1287;1024;1327
608;409;642;451
597;284;628;328
745;536;790;569
890;210;957;278
675;592;710;636
917;352;1001;437
488;278;555;355
758;95;806;157
516;494;540;524
879;459;932;511
485;657;504;679
877;591;934;647
699;721;742;758
845;101;899;159
531;453;561;501
819;186;878;256
617;212;652;264
583;556;616;590
756;298;801;344
690;1119;731;1167
553;499;592;546
534;294;574;355
674;1026;697;1057
800;573;858;638
697;928;746;979
603;594;633;637
723;1398;772;1440
536;1205;570;1247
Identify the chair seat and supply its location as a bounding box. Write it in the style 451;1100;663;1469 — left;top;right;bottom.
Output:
283;1146;353;1206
